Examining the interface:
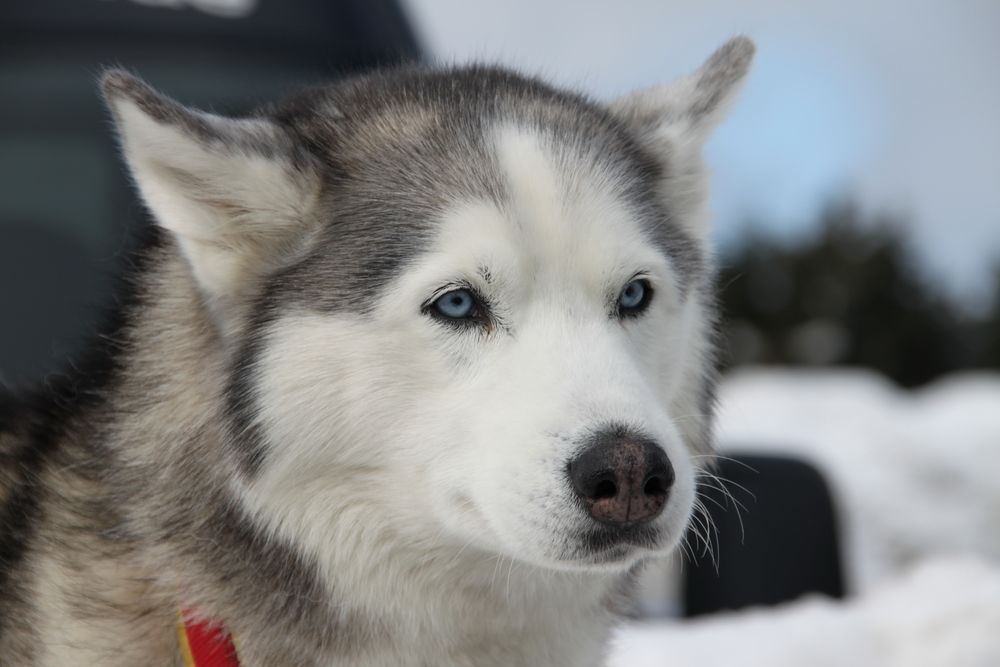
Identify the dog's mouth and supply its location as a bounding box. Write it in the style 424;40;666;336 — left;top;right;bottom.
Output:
567;523;663;565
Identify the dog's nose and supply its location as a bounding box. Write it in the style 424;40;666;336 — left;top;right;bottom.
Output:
568;431;673;526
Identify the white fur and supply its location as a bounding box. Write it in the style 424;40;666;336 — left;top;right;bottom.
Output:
235;122;708;665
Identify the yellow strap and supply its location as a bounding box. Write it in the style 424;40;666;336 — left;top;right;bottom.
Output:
176;609;197;667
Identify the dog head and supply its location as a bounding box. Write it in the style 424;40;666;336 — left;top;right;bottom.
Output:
104;38;753;573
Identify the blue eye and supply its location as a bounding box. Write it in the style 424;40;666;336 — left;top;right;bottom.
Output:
618;279;651;316
432;288;478;319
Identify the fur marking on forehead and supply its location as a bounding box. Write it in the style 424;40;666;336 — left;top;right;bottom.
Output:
491;124;689;292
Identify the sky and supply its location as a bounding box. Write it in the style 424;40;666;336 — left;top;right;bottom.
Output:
402;0;1000;312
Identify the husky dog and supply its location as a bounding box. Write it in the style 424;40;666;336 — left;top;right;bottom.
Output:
0;37;753;666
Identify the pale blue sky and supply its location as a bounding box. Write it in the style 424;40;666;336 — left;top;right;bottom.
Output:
403;0;1000;312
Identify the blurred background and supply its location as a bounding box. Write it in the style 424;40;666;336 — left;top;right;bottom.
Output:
2;1;999;665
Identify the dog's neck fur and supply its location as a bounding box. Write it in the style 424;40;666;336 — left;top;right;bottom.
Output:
15;239;627;667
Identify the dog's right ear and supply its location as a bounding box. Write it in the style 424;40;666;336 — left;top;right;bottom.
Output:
101;70;322;325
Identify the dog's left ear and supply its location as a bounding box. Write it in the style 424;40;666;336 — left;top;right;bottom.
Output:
101;70;322;328
610;37;755;239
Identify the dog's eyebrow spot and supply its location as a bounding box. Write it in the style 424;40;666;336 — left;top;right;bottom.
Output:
477;266;494;284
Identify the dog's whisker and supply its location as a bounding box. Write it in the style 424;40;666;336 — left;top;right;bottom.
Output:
695;474;749;545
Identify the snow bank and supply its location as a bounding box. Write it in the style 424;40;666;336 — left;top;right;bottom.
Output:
715;368;1000;590
611;556;1000;667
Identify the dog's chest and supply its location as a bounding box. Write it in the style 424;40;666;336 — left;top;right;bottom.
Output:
327;619;611;667
236;571;618;667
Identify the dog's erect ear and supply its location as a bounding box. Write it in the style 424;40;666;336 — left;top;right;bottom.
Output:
101;70;321;324
610;37;754;239
611;36;755;144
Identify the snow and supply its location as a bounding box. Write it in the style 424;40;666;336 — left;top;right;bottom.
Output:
611;368;1000;665
715;368;1000;590
611;557;1000;667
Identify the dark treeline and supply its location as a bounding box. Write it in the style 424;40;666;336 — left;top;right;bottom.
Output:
718;202;1000;387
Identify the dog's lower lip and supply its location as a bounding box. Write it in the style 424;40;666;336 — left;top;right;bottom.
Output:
579;524;662;558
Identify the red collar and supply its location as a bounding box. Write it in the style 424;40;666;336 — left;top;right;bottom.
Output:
177;610;239;667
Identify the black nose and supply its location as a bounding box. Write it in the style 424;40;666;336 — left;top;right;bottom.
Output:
568;429;673;526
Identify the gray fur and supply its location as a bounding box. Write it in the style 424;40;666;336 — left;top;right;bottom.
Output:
2;242;368;665
101;70;307;166
0;43;753;664
265;64;706;309
610;35;755;135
